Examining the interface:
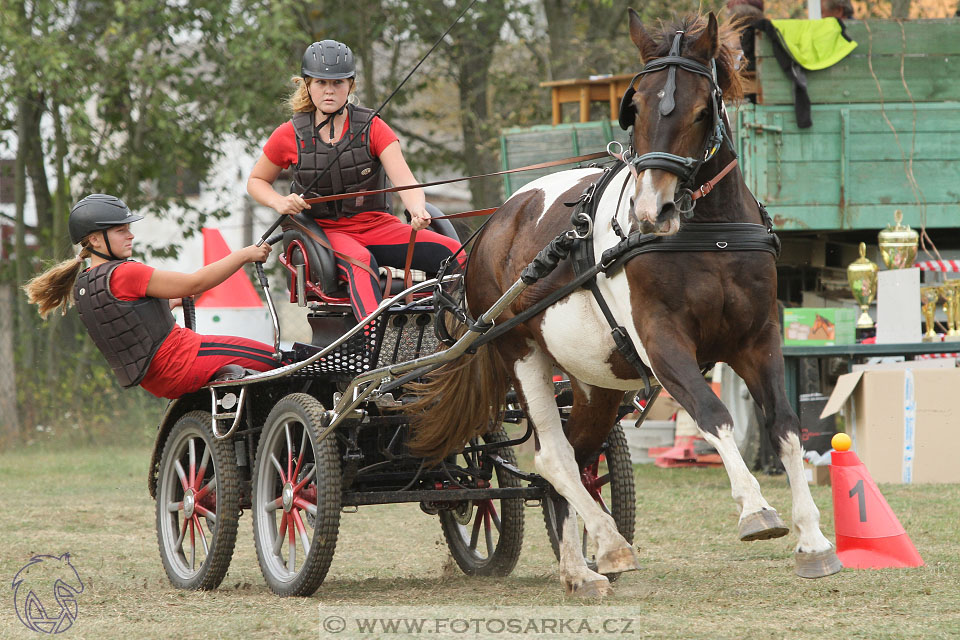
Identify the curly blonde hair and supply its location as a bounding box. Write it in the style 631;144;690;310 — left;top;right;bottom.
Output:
288;76;358;114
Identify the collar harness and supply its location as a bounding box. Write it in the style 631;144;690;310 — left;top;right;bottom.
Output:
618;30;738;216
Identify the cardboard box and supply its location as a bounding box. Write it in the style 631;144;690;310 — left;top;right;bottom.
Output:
820;368;960;484
783;308;856;346
804;462;832;486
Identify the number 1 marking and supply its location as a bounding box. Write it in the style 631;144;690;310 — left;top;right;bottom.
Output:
849;479;866;522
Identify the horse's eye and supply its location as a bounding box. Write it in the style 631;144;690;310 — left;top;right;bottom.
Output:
695;108;709;122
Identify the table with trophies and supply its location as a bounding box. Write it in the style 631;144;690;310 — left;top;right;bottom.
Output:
781;210;960;415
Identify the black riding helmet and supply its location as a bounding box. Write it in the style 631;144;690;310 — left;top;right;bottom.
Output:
69;194;143;259
301;40;355;80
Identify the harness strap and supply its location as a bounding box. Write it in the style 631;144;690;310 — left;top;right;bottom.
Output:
584;279;653;395
690;159;739;201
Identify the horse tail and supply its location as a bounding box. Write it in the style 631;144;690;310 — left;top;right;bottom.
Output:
405;329;512;463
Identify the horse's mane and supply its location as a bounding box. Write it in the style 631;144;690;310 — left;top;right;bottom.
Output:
643;14;744;103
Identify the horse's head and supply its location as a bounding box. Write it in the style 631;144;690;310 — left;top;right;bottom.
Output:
619;10;742;235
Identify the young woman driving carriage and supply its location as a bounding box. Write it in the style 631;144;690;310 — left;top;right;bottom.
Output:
246;39;462;321
23;194;280;399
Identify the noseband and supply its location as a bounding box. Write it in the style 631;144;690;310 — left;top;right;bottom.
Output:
618;30;736;215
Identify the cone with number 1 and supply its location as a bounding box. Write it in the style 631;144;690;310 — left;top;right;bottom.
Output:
829;433;923;569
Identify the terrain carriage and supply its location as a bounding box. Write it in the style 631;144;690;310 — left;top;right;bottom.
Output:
146;207;649;596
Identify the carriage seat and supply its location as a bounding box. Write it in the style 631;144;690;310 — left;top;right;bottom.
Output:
280;203;460;303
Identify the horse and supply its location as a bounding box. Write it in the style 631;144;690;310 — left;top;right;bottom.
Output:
406;10;841;596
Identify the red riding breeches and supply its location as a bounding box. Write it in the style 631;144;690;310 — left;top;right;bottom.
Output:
321;211;463;320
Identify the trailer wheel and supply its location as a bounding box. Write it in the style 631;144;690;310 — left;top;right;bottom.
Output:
439;428;524;576
252;393;341;597
542;422;635;576
155;411;240;590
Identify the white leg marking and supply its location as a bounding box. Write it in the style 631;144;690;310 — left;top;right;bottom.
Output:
699;423;773;517
557;504;609;594
516;347;630;561
779;432;833;553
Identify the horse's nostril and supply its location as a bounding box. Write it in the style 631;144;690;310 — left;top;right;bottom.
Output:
657;201;677;221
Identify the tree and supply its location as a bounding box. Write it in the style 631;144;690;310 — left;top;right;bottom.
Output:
0;0;299;441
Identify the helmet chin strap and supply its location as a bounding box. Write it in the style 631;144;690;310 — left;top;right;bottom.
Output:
317;103;347;140
89;230;120;261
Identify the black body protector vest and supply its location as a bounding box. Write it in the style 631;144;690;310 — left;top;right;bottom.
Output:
74;261;175;388
291;103;390;219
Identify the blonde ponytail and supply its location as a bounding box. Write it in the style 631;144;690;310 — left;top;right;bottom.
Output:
22;245;92;319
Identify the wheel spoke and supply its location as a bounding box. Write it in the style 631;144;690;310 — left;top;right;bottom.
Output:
194;514;209;555
189;517;196;570
196;445;211;491
292;509;311;556
195;504;216;524
293;466;316;492
484;500;502;533
273;513;287;556
285;421;294;481
194;477;216;502
288;516;297;573
174;460;189;492
594;472;611;488
596;494;611;516
270;453;286;482
188;438;197;488
175;515;189;552
293;496;316;516
294;427;308;480
469;508;482;551
167;501;182;513
483;510;495;558
265;497;283;512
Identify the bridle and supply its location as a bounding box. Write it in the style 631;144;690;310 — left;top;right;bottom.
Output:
618;30;738;216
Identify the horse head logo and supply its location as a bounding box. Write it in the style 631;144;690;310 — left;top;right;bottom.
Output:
11;553;84;634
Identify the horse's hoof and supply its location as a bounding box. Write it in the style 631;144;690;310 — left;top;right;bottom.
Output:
739;509;790;541
566;579;612;599
596;547;641;575
796;547;843;579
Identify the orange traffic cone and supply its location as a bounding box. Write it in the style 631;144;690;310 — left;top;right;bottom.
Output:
829;433;923;569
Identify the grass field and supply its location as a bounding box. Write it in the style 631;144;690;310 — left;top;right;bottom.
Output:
1;443;957;639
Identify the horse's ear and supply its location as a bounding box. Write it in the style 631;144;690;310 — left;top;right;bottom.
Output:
628;8;658;63
690;12;720;61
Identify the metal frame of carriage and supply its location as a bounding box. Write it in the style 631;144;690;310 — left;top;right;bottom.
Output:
146;213;657;597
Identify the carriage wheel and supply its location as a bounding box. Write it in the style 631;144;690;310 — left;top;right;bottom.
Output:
155;411;240;590
252;393;341;597
542;422;636;576
439;428;524;576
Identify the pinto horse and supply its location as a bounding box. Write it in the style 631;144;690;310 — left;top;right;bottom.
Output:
408;10;841;596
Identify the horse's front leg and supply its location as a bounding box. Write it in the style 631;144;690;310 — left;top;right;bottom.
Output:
515;346;640;586
548;493;612;597
731;323;842;578
645;336;789;541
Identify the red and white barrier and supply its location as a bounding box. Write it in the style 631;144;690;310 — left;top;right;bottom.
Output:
916;260;960;272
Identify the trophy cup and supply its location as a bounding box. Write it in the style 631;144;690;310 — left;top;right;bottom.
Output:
920;286;941;342
877;209;919;269
942;282;960;341
848;242;878;329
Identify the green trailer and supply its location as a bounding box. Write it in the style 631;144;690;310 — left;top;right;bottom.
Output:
499;19;960;235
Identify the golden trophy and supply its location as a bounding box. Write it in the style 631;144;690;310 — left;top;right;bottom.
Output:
848;242;878;329
920;286;941;342
877;209;919;269
942;282;960;341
